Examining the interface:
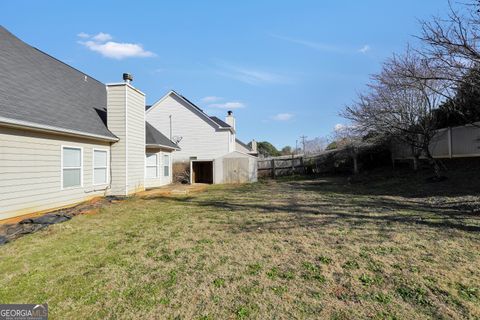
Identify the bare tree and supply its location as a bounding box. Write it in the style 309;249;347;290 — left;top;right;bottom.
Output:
419;1;479;78
333;124;371;175
343;50;446;176
304;137;328;155
416;0;480;122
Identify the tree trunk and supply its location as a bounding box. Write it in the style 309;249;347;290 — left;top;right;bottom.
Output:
353;155;359;175
424;147;441;178
413;155;419;171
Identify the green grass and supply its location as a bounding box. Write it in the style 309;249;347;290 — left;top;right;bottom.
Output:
0;168;479;319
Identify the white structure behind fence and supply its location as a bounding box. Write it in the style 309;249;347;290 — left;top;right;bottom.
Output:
392;123;480;159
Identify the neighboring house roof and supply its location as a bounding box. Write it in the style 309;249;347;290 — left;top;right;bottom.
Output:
147;90;234;132
145;122;180;150
0;26;117;141
235;138;253;152
210;116;231;129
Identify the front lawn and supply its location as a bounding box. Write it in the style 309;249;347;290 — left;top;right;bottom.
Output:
1;170;479;319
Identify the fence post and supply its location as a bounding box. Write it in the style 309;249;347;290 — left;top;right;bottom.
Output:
291;154;295;175
271;159;276;179
448;127;452;159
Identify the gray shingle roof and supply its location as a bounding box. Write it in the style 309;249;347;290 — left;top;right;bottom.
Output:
145;122;179;149
210;116;231;128
0;26;117;140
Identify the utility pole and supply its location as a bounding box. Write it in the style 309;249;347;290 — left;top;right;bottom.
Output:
300;135;307;155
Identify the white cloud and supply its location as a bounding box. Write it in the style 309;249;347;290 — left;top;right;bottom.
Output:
92;32;113;42
201;96;222;103
216;62;290;85
271;34;371;55
77;32;155;60
77;32;90;39
359;45;370;54
272;113;294;121
209;101;245;109
270;33;343;53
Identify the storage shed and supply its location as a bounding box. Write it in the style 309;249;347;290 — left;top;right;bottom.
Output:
190;151;257;184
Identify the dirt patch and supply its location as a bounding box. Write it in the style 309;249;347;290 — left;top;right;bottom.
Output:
139;183;208;198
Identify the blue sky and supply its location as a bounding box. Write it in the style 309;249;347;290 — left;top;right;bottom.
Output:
2;1;451;148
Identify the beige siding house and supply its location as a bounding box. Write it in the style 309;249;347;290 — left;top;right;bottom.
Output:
0;26;178;220
0;127;112;219
146;91;258;184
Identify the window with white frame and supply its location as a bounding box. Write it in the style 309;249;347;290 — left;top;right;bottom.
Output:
163;154;170;177
62;146;82;188
93;149;108;185
146;153;158;178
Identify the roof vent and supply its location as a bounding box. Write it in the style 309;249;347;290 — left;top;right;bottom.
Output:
123;73;133;83
227;110;233;116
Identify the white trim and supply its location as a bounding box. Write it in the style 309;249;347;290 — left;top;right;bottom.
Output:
0;116;118;142
190;159;215;184
145;153;159;179
163;153;170;177
61;145;84;190
143;87;146;188
106;82;146;96
221;150;258;159
145;144;180;151
92;148;109;186
125;85;129;195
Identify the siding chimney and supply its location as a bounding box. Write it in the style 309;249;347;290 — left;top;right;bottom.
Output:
106;76;146;196
251;139;257;153
225;110;235;130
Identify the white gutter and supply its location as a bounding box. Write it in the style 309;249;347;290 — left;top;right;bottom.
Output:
0;116;119;142
145;144;180;151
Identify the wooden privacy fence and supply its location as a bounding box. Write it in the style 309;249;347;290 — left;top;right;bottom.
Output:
257;150;343;178
257;155;305;178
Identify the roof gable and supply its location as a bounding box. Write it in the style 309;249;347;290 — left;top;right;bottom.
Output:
235;138;253;152
148;90;233;132
0;26;116;140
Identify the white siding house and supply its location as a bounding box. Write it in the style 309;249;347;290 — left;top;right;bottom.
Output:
147;92;234;162
146;91;257;184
